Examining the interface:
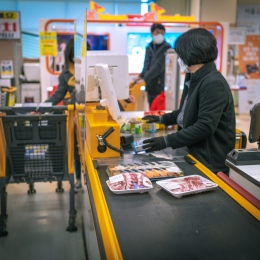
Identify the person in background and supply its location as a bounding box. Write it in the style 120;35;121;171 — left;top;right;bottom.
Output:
133;23;171;108
142;28;236;175
46;38;87;191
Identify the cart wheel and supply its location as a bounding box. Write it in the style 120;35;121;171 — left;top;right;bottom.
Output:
56;187;64;193
0;230;8;237
0;221;8;237
56;180;64;193
27;189;36;194
66;215;77;232
66;222;77;232
28;183;36;195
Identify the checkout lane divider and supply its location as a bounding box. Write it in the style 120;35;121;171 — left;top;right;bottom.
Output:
187;154;260;221
85;145;123;260
217;171;260;210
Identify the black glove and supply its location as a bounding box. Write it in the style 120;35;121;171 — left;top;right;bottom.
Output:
142;115;160;123
142;136;167;153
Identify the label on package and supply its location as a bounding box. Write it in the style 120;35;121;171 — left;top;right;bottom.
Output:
109;174;124;183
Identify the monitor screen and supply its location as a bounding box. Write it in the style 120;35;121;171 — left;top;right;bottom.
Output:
85;51;129;101
87;34;109;50
127;32;182;73
94;64;122;121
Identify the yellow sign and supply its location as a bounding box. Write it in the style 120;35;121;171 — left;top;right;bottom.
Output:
87;1;194;22
39;32;57;56
0;12;18;19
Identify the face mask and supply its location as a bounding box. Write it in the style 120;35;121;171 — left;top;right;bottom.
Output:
153;34;164;44
177;58;190;73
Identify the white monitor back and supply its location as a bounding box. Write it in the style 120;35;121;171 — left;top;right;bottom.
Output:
85;51;129;101
94;63;122;121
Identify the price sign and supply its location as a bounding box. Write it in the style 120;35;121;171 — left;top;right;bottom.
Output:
0;11;21;39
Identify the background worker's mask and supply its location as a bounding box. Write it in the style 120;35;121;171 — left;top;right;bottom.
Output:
153;34;164;44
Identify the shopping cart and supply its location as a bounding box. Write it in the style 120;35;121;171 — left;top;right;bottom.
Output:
0;104;77;236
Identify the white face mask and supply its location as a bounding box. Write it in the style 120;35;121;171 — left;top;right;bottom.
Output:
177;58;190;73
153;34;164;44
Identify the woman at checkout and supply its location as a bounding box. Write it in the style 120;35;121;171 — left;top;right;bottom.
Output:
142;28;236;175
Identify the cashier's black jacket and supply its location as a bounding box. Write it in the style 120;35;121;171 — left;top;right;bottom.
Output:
161;61;236;173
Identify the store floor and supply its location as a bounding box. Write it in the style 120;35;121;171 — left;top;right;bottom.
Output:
0;181;100;260
0;113;257;260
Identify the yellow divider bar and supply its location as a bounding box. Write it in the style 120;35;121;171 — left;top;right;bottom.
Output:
188;154;260;221
0;117;6;177
85;145;123;260
67;104;74;175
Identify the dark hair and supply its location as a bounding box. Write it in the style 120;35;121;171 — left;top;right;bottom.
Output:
64;38;74;68
151;23;165;33
174;28;218;66
87;41;91;50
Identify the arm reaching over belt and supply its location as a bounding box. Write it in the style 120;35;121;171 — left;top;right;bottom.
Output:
142;136;168;153
142;115;161;123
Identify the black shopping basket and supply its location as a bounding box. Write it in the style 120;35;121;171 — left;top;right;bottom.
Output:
0;104;77;237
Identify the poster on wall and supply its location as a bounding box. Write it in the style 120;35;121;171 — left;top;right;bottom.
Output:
238;80;260;113
0;60;14;78
39;32;57;57
238;35;260;79
0;11;21;39
237;5;260;35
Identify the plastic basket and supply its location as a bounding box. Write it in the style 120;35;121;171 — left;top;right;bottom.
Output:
2;114;67;182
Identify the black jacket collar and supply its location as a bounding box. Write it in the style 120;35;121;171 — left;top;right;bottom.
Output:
185;61;217;86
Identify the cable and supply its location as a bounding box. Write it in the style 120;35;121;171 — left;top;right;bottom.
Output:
103;138;124;154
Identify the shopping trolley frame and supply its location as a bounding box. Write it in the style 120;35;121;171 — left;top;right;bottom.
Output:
0;104;77;237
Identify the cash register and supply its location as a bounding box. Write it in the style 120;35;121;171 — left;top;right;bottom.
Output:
225;103;260;199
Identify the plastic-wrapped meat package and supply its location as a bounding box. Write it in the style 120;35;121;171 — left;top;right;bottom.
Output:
156;175;218;198
106;172;153;194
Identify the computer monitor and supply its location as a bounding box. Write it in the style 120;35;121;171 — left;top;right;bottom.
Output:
85;51;129;101
94;64;122;121
87;34;110;50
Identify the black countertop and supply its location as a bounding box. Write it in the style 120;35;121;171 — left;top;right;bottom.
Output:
88;155;260;260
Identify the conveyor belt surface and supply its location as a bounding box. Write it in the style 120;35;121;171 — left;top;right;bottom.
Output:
90;157;260;260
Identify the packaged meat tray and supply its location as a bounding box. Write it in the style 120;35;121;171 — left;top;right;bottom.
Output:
106;161;184;180
156;175;218;198
106;172;153;194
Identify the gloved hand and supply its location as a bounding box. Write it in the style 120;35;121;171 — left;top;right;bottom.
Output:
142;115;160;123
142;136;167;153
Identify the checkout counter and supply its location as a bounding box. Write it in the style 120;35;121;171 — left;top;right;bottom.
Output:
82;111;260;260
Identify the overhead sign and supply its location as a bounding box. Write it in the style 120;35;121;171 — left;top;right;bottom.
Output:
0;11;21;39
228;27;246;45
87;1;195;22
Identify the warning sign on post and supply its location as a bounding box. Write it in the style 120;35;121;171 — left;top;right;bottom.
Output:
0;11;21;39
39;32;57;56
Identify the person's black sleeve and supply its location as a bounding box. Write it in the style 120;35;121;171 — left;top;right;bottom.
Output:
45;70;73;105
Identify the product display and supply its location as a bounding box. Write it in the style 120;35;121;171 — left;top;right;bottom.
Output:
106;161;184;180
106;172;153;194
156;175;218;198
